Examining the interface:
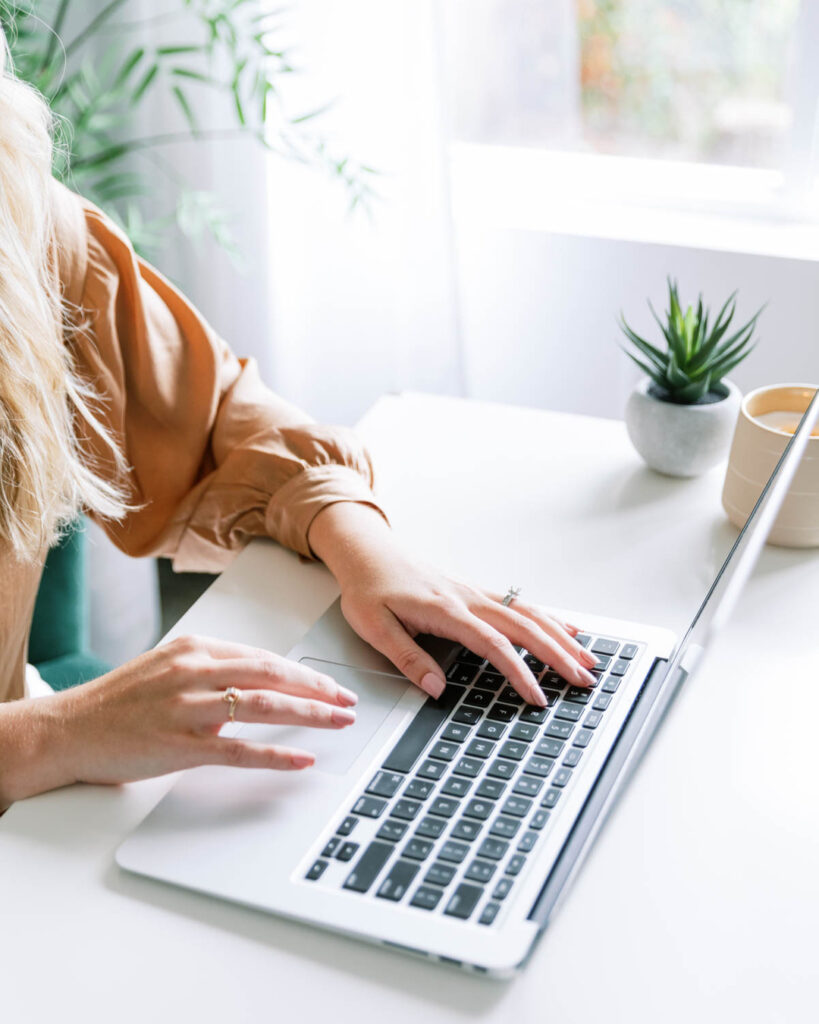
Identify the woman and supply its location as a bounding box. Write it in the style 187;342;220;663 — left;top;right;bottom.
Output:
0;33;596;809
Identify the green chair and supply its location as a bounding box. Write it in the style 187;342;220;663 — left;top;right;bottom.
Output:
29;520;111;691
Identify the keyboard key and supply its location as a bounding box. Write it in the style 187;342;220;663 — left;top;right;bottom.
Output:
510;722;538;742
441;775;473;798
429;741;459;762
342;841;393;893
479;902;501;927
453;706;483;725
405;778;435;800
544;720;574;740
524;654;545;673
499;740;528;761
584;710;603;729
366;770;404;798
541;689;563;708
552;768;572;788
535;737;564;759
513;775;543;797
392;799;422;821
492;877;514;900
490;816;521;839
564;686;591;704
591;638;620;656
445;883;484;920
425;861;457;886
306;859;328;881
451;819;483;841
554;703;583;722
505;854;527;876
592;693;612;711
441;722;471;743
453;756;483;778
517;831;538;853
519;706;548;724
478;719;507;740
573;729;593;748
477;837;509;861
353;796;387;818
602;676;622;694
430;796;460;819
403;838;434;861
476;778;507;800
593;654;612;671
415;816;447;839
562;748;583;768
474;671;504;692
465;738;495;759
377;859;419;901
417;759;446;781
447;662;479;686
610;658;630;676
439;840;470;864
543;671;564;688
487;703;517;723
336;842;359;862
487;759;517;780
574;633;591;648
541;788;562;809
410;885;443;910
463;798;494;821
530;809;550;829
620;643;639;660
322;837;341;857
499;687;524;706
502;796;532;818
382;685;466;773
523;756;554;778
463;689;493;708
336;815;358;837
465;859;496;883
376;819;408;842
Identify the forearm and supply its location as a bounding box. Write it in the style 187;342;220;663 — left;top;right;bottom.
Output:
0;696;74;809
306;501;400;583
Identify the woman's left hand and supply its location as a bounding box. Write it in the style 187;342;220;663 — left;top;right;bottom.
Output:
306;503;599;706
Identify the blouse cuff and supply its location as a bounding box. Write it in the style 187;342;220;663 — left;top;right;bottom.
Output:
266;464;390;560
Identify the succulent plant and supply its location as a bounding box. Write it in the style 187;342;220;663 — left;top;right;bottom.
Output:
619;279;763;404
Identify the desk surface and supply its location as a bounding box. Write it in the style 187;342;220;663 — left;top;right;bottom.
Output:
3;393;818;1023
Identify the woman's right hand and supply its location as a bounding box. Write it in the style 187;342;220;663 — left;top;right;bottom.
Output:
4;635;358;804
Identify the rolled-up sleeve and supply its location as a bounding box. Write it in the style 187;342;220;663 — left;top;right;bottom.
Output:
68;194;388;571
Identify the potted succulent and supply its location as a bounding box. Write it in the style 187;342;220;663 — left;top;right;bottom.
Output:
620;280;763;477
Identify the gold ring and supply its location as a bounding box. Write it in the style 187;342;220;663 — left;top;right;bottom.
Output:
222;686;241;723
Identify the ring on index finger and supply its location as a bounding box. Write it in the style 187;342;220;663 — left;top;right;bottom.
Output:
222;686;241;723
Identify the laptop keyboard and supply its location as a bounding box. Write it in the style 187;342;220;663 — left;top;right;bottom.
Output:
304;633;641;926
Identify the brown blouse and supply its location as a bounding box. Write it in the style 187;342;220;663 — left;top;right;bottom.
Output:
0;180;386;704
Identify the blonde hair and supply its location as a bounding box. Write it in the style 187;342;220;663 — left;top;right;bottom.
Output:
0;26;127;560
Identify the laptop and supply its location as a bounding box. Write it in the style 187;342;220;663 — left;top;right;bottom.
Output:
117;391;819;977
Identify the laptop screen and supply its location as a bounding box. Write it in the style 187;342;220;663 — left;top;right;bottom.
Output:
667;386;819;676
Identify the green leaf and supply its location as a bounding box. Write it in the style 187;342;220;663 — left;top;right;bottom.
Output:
622;349;668;390
157;44;202;56
619;317;668;371
113;47;145;89
131;63;159;103
173;85;199;134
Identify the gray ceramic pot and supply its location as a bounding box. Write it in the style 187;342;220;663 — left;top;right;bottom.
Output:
625;378;742;477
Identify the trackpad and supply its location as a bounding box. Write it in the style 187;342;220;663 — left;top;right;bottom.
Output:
236;660;410;776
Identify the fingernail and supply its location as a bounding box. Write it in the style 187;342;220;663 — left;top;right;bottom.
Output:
576;667;598;687
337;686;358;707
291;753;315;769
565;623;581;635
420;673;446;700
331;708;357;726
529;685;548;708
579;648;598;668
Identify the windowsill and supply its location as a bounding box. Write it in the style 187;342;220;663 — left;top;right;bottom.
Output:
449;143;819;263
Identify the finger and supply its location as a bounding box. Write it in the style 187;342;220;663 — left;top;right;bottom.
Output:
191;657;358;708
202;737;317;771
190;689;357;730
358;610;448;699
477;603;598;691
480;591;589;658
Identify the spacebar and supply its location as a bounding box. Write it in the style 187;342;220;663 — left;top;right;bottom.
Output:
381;685;465;773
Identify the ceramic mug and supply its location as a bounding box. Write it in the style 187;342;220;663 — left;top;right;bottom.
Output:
721;383;819;547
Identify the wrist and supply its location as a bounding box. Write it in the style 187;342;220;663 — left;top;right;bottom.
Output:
307;501;396;582
0;693;78;807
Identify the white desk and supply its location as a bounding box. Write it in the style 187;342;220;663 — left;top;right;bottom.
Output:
3;393;818;1023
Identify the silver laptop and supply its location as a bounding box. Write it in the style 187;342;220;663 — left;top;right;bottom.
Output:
117;392;819;977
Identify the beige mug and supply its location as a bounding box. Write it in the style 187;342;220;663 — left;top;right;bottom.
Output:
722;383;819;547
